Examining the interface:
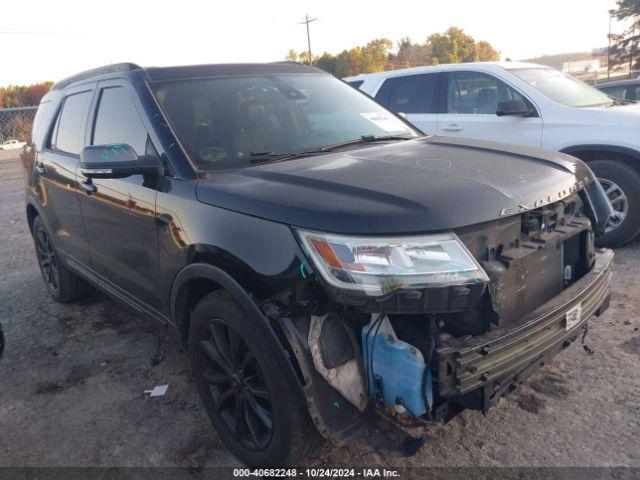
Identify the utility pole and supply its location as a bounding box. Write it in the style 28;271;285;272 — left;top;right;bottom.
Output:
629;27;636;77
299;14;317;65
608;9;614;80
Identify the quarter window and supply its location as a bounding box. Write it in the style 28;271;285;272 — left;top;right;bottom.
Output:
376;74;437;114
446;71;529;114
92;87;148;157
51;91;92;155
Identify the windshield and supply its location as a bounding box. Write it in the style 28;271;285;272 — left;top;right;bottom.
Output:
511;68;614;107
150;74;417;170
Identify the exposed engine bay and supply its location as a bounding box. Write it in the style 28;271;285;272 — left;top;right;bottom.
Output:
265;193;613;451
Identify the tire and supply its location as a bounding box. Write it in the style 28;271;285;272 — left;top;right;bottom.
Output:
589;160;640;248
31;216;93;302
189;291;320;467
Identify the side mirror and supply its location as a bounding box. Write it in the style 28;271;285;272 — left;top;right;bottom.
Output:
80;144;163;179
496;99;534;117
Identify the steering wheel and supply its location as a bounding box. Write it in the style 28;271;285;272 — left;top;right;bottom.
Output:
199;146;228;163
305;128;334;145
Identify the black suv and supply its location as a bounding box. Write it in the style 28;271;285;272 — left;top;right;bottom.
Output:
23;62;614;466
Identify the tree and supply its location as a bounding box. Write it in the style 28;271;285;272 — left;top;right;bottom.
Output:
427;27;498;64
475;41;500;62
360;38;393;73
0;82;53;109
284;27;500;77
285;49;298;62
609;0;640;70
388;37;432;69
314;52;337;74
334;48;363;77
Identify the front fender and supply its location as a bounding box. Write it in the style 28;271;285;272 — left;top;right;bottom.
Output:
169;262;307;402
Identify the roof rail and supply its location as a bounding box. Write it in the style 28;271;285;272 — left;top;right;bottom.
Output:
52;63;141;91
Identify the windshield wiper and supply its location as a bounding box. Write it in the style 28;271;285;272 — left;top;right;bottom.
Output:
248;135;415;165
248;149;324;165
610;97;637;106
319;134;416;152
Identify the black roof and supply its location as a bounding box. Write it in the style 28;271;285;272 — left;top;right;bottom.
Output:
52;62;326;90
144;62;326;81
52;63;141;90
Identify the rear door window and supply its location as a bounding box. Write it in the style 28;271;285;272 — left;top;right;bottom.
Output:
51;91;92;155
376;74;438;114
92;86;148;157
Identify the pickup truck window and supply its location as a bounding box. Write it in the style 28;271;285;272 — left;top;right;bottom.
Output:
92;87;148;157
52;91;92;155
150;74;417;171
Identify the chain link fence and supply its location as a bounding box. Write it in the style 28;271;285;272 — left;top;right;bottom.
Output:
0;106;38;144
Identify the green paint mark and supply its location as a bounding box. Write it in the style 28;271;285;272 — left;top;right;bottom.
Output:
153;113;160;118
299;261;307;279
108;144;127;156
333;401;340;408
102;150;110;161
169;142;176;149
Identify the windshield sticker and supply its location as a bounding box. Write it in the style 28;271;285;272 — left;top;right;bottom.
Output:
360;112;407;132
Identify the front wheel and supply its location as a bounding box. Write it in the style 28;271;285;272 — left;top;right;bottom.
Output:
589;160;640;248
189;291;320;466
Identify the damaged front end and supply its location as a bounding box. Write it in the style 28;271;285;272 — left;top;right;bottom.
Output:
262;192;613;455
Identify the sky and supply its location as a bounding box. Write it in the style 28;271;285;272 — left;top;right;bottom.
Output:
0;0;623;87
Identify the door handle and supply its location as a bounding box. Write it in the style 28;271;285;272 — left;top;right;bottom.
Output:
79;181;97;195
441;124;463;132
35;163;46;175
156;213;173;226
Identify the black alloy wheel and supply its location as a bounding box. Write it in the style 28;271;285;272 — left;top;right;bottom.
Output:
198;319;274;451
34;224;60;295
189;291;321;466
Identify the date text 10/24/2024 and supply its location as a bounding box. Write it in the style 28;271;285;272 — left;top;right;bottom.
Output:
233;468;401;477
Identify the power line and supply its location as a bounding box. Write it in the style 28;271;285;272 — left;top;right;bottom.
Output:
298;14;317;65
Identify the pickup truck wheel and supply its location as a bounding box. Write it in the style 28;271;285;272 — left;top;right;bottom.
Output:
31;216;92;302
189;291;320;466
589;160;640;248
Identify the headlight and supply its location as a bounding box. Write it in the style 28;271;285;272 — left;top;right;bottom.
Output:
296;229;489;296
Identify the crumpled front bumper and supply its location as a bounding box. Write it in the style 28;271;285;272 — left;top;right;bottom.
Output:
435;248;614;415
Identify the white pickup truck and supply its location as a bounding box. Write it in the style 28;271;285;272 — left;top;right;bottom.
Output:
0;139;26;150
346;62;640;247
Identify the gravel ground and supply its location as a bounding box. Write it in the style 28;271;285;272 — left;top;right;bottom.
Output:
1;152;639;471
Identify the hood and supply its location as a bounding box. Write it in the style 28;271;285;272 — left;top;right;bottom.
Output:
578;101;640;125
196;136;598;234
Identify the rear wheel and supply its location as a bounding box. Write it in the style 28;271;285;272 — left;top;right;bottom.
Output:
589;160;640;248
189;291;320;466
32;216;92;302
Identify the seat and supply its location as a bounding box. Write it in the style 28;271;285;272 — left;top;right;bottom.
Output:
475;88;497;114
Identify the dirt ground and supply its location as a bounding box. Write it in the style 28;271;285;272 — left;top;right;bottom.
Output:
1;152;639;471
